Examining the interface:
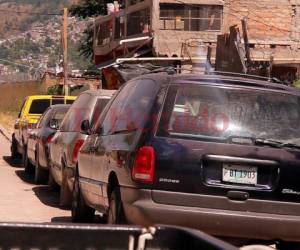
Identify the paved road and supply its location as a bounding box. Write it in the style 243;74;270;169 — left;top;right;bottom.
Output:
0;133;71;223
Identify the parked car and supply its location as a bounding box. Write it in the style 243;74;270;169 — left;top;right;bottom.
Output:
49;90;115;206
73;73;300;245
26;104;71;183
11;95;76;161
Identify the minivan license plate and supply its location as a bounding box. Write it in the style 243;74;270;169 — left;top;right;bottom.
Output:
222;164;257;185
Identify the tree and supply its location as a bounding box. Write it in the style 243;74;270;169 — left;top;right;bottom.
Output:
69;0;107;18
44;36;54;48
69;0;108;60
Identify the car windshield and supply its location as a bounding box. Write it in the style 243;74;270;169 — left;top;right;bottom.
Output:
160;84;300;145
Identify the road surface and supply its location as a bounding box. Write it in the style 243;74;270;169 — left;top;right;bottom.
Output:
0;133;71;223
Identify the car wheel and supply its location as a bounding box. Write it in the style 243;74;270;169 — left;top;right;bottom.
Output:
59;165;72;207
48;170;59;190
11;135;21;159
71;173;94;222
107;188;126;224
23;146;34;174
34;150;49;184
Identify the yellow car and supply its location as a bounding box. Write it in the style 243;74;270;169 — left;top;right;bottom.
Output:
11;95;77;165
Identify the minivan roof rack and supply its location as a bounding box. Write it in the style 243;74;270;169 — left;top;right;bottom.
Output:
207;71;283;84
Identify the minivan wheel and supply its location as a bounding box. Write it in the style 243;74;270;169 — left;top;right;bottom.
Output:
48;171;59;190
23;146;34;174
11;136;21;159
107;188;126;224
34;151;48;184
60;166;72;207
71;174;94;223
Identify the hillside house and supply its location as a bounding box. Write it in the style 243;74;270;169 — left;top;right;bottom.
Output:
93;0;300;84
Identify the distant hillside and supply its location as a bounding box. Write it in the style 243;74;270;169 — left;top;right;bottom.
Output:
0;0;78;39
0;0;93;80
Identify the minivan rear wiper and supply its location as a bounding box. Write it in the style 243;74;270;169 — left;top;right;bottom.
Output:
111;128;138;135
255;138;300;150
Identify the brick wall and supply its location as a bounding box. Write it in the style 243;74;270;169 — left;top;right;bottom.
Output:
225;0;295;42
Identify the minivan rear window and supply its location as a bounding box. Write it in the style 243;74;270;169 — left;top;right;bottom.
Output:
66;99;75;105
159;85;300;145
29;99;51;114
52;99;65;105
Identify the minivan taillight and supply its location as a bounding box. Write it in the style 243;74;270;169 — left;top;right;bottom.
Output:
72;139;85;163
46;135;54;144
27;123;36;129
132;146;155;183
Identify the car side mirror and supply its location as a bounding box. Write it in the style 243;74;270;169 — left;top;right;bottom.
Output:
14;119;20;130
81;120;91;135
49;119;59;130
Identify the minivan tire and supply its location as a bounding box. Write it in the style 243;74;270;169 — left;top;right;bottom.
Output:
48;171;59;190
60;166;72;207
11;135;21;159
71;173;94;223
107;188;126;224
34;151;48;184
23;146;34;174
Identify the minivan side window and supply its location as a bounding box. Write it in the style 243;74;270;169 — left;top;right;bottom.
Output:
100;83;133;135
101;79;158;135
60;93;91;132
29;99;51;114
37;108;51;128
90;98;110;127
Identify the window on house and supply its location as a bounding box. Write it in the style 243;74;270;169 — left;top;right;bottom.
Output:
127;8;150;36
96;21;112;46
159;4;222;31
115;16;125;39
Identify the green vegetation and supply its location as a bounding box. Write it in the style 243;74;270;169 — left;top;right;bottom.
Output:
47;85;63;95
69;0;108;59
293;79;300;88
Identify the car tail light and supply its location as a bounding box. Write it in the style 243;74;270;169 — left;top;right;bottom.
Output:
132;146;155;183
27;123;36;129
46;135;54;144
72;139;85;163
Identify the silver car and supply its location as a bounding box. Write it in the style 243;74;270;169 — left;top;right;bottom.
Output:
49;89;115;206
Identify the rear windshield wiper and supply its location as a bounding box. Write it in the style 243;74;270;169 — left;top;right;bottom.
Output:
255;138;300;150
110;128;138;135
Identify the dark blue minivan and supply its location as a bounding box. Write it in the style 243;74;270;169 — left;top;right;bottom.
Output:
73;73;300;245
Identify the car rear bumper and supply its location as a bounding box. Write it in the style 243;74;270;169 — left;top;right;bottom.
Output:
120;187;300;242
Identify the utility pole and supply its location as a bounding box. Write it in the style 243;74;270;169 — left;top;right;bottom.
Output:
62;8;69;96
241;18;251;65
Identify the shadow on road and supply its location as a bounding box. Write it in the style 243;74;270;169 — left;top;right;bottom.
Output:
51;214;104;224
32;186;69;211
3;156;22;168
15;170;35;184
51;216;72;223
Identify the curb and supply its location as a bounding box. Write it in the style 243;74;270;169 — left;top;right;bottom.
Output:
0;125;12;142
